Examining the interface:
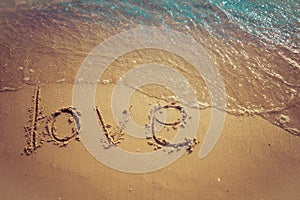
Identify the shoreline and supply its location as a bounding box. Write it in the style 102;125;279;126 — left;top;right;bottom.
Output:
1;8;299;137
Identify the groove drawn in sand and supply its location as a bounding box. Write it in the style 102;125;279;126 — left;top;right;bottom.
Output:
95;106;111;142
24;87;46;155
96;106;126;147
145;103;199;153
45;107;81;147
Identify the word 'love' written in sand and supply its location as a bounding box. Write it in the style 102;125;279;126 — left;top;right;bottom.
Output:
23;87;198;155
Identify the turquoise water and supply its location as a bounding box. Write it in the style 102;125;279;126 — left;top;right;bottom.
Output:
2;0;298;50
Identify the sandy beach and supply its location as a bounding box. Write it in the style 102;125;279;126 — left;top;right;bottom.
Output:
1;2;300;199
